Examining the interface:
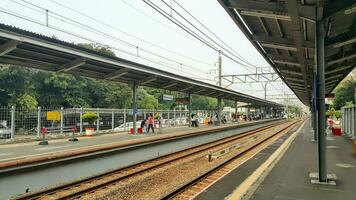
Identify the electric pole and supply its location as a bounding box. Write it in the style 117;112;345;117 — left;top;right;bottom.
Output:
218;50;222;87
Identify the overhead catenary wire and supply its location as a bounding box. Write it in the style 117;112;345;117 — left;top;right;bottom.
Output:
0;6;212;81
142;0;255;73
8;0;213;79
170;0;258;69
160;0;256;71
47;0;216;69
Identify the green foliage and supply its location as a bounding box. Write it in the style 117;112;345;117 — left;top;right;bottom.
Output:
333;76;355;109
0;42;232;110
0;65;34;106
334;111;342;119
82;112;98;124
14;94;38;110
191;95;217;110
77;43;115;57
138;88;159;109
326;107;336;117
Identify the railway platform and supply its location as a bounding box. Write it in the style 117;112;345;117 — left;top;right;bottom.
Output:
195;119;356;200
0;118;282;199
0;118;277;167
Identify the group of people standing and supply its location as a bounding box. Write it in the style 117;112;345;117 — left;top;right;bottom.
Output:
140;113;155;133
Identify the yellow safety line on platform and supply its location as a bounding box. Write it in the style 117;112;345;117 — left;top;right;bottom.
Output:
227;119;307;200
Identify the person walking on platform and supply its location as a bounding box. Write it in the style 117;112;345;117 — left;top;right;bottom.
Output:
147;113;154;133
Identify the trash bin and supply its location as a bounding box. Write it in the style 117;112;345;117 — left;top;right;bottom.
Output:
130;128;143;134
332;127;341;136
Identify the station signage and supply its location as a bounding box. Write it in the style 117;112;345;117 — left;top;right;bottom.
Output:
47;111;61;121
162;94;174;101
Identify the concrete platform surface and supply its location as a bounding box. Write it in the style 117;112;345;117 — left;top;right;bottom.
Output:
195;119;356;200
0;119;274;164
250;120;356;200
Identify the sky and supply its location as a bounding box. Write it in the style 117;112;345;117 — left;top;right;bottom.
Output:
0;0;301;106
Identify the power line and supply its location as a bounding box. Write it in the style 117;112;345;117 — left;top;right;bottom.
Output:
171;0;257;69
8;0;212;79
143;0;255;73
47;0;216;69
161;0;256;70
0;6;210;80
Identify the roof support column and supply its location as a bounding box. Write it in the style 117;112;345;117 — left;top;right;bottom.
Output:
132;82;138;135
217;97;222;126
188;92;192;127
234;100;238;122
316;18;327;183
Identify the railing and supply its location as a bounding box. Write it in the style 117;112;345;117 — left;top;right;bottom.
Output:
341;105;356;139
0;106;219;140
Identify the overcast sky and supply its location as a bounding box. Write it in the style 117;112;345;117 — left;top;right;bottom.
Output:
0;0;302;105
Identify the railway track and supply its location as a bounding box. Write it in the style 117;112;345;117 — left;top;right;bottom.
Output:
12;120;290;200
161;119;302;200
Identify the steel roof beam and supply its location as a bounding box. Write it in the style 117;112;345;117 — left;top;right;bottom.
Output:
57;57;87;72
258;17;270;36
325;79;339;86
327;53;356;66
139;75;157;85
260;43;297;51
266;54;314;64
162;82;178;89
226;0;315;20
286;0;310;102
204;91;217;96
280;70;302;76
179;86;195;92
103;68;128;80
274;60;301;66
0;40;20;56
194;89;206;94
325;65;352;75
240;10;291;21
323;1;356;18
253;35;314;49
326;30;356;48
285;77;305;83
325;74;343;81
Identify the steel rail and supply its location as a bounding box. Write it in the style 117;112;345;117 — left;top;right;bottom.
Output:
12;121;287;200
160;120;301;200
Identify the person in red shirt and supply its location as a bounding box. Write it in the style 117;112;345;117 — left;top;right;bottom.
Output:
147;113;154;133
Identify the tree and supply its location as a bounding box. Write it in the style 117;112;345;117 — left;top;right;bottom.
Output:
333;75;356;109
0;65;36;107
191;95;217;110
138;89;159;109
77;43;116;57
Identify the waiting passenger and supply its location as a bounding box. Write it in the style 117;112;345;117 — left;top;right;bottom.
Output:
147;114;154;133
140;119;146;129
208;115;213;125
192;114;199;127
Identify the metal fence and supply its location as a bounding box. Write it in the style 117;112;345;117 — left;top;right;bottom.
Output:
341;105;356;139
0;106;220;140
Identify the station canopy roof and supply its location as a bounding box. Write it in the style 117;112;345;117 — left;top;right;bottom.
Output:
219;0;356;106
0;23;282;107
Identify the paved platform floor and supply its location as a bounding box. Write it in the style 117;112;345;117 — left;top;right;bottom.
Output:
0;120;272;163
196;119;356;200
250;121;356;200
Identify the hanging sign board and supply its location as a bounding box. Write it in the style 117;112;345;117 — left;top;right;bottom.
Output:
162;94;174;101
